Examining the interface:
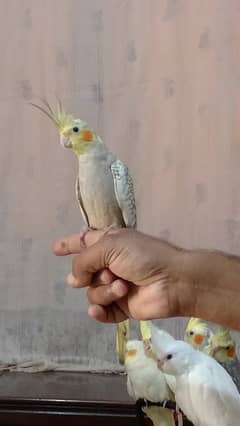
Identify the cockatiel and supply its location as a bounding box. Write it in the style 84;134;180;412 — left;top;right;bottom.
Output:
139;321;177;397
151;324;240;426
185;319;240;389
125;340;175;426
184;317;211;351
207;326;236;362
207;327;240;391
31;99;136;365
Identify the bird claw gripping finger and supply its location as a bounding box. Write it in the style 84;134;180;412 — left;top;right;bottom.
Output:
79;226;91;247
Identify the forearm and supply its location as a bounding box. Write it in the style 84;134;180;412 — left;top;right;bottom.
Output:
177;249;240;330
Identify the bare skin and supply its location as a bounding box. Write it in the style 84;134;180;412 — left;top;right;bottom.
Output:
53;229;240;330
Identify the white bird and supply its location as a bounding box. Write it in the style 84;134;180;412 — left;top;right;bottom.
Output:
139;321;177;395
151;324;240;426
125;340;173;403
125;339;175;426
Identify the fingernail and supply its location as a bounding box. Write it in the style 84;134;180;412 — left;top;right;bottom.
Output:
67;273;79;287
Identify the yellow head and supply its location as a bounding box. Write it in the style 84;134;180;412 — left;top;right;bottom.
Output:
184;317;211;350
208;327;236;363
125;340;145;367
30;99;100;156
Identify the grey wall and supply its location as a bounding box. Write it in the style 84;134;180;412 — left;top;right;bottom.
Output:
0;0;239;370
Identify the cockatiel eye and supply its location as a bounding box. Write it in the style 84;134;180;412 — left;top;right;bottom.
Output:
72;126;80;133
166;354;173;360
189;331;194;336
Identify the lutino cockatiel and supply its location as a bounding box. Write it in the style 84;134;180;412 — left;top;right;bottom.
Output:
125;339;175;426
151;324;240;426
31;99;136;365
184;317;211;351
140;321;177;395
185;318;240;390
139;320;185;426
207;326;236;362
207;326;240;391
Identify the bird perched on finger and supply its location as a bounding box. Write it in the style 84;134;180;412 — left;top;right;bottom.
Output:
31;99;137;365
151;324;240;426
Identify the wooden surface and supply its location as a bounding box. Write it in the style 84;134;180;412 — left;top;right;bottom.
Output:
0;372;194;426
0;372;136;425
0;371;131;401
0;373;157;426
0;0;239;368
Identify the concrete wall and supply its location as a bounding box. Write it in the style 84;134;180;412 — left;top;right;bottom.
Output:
0;0;239;369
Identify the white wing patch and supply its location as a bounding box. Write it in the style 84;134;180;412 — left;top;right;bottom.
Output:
75;176;89;226
111;159;137;228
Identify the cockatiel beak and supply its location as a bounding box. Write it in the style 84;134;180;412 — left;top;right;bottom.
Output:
193;334;204;346
211;344;236;359
157;358;165;369
60;133;72;148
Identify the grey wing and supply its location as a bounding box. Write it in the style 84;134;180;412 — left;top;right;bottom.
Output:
111;159;137;228
222;360;240;392
75;176;89;226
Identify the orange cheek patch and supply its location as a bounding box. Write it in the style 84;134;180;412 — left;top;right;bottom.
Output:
127;349;137;357
227;346;236;358
80;129;93;141
194;334;204;345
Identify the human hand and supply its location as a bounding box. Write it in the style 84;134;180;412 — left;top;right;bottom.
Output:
53;229;190;323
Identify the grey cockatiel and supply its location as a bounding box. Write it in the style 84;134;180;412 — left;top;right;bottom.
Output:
31;99;136;364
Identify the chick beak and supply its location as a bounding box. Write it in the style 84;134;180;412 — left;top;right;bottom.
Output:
157;358;165;369
60;134;72;148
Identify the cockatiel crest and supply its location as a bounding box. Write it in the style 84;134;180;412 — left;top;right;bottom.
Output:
30;98;100;155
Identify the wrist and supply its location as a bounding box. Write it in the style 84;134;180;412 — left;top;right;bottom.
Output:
174;249;240;329
155;241;193;318
169;250;196;318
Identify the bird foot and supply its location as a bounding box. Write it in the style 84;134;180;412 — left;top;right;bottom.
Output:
79;226;93;247
174;404;183;426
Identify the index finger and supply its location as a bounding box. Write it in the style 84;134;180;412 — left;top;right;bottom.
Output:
52;230;106;256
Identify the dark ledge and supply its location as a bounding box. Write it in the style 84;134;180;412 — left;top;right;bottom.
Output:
0;372;194;425
0;372;137;425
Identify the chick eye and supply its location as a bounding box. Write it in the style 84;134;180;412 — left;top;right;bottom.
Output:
166;354;173;360
189;331;194;336
72;126;79;133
